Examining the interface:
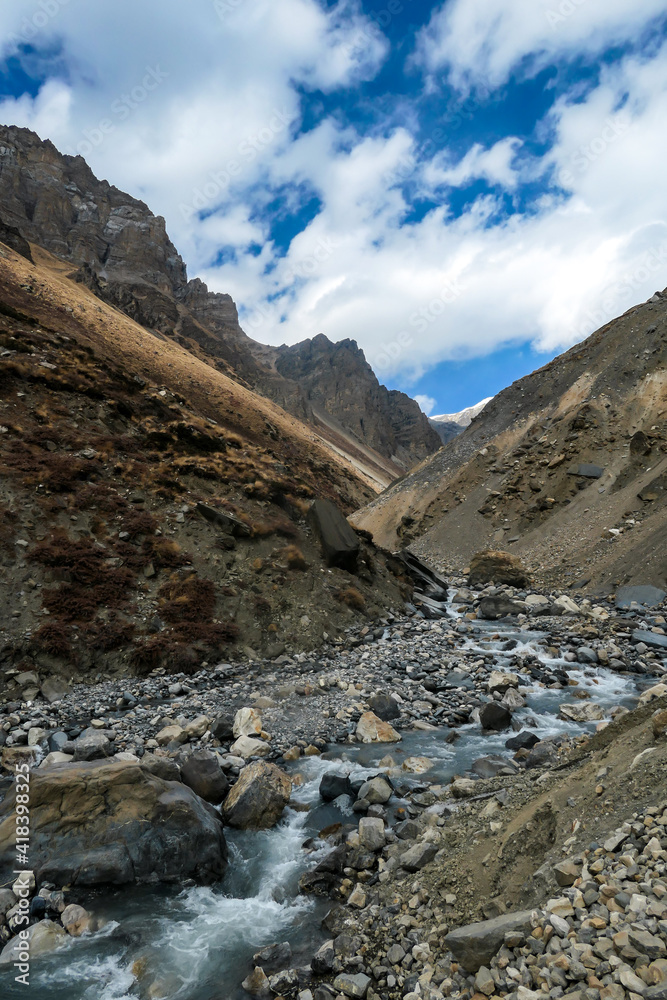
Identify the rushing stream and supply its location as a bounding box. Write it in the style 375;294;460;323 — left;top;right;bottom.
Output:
4;615;656;1000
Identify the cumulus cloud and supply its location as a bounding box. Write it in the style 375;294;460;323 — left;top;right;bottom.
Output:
414;0;667;89
0;0;665;388
414;395;437;416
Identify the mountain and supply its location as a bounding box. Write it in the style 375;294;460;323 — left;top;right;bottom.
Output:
0;125;440;484
429;397;492;444
354;291;667;593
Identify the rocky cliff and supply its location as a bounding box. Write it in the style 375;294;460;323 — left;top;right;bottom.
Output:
0;124;439;476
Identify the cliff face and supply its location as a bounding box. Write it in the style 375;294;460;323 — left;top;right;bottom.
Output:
274;335;441;468
0;125;440;474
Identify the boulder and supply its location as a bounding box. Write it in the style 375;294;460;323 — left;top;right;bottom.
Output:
307;498;360;571
252;940;292;974
333;972;371;998
444;909;536;972
357;776;393;804
40;676;69;703
505;731;540;751
180;750;229;804
479;702;512;731
400;841;438;872
367;693;400;721
568;463;604;479
221;761;291;829
72;730;113;762
634;630;667;651
210;712;235;742
320;772;353;802
616;585;666;609
559;702;604;722
478;597;526;620
0;920;67;964
472;755;517;779
229;735;270;758
233;707;262;738
358;817;385;852
355;712;401;743
60;902;91;936
468;551;530;588
299;845;346;895
0;761;227;887
488;670;519;693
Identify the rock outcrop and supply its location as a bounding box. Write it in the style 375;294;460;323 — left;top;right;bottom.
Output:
0;761;227;886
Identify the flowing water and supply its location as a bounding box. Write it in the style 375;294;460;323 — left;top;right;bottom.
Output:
3;617;655;1000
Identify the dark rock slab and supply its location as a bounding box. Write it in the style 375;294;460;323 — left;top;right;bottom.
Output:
616;586;666;609
568;464;604;479
180;749;229;804
633;630;667;650
479;703;512;731
307;499;360;571
445;910;536;972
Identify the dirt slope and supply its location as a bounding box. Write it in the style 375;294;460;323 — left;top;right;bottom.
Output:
354;287;667;593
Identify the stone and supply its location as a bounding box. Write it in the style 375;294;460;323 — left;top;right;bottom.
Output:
559;702;604;722
307;499;360;571
505;731;540;751
367;693;400;721
210;712;235;742
221;761;291;829
401;841;438;872
444;910;536;972
357;776;393;804
320;772;353;802
1;747;39;771
577;646;598;664
311;939;335;975
0;761;227;886
616;586;666;609
299;846;346;895
401;756;433;773
478;597;526;619
72;731;113;761
0;920;67;964
475;966;496;996
140;754;181;782
269;969;299;995
242;966;272;998
41;751;73;766
180;750;229;804
332;972;371;998
233;707;262;738
196;502;252;537
553;858;581;887
347;884;367;908
634;630;667;651
619;967;649;994
568;463;604;478
451;777;477;798
183;715;209;740
652;709;667;740
156;725;187;747
553;595;581;615
472;755;516;779
61;902;91;936
468;550;531;588
355;712;401;743
252;941;292;973
479;702;512;731
40;676;69;703
358;817;385;852
488;670;519;693
639;684;667;707
229;735;270;758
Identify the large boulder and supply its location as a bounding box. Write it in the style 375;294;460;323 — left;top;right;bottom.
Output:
616;585;666;609
307;498;360;571
468;551;530;588
558;702;604;722
180;750;229;804
479;702;512;731
221;761;292;829
0;920;67;964
478;597;525;620
367;693;400;721
0;761;227;887
356;712;401;743
444;910;537;972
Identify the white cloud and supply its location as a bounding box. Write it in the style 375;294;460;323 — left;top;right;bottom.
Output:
414;0;667;89
0;0;665;389
414;394;437;416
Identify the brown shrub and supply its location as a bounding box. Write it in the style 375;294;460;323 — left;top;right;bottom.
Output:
30;621;72;658
281;544;308;570
32;533;135;621
121;509;157;538
79;616;135;652
335;586;366;610
158;574;216;624
145;537;188;568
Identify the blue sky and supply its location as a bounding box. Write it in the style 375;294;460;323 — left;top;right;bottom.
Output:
1;0;666;414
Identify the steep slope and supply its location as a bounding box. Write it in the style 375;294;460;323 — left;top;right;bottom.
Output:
0;239;413;683
0;124;439;477
354;288;667;593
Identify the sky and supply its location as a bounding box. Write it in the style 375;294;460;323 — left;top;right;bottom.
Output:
0;1;666;414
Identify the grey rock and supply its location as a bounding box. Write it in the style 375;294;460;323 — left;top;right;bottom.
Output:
401;841;438;872
367;693;400;721
479;702;512;731
307;498;360;571
332;972;371;998
444;909;536;972
633;630;667;650
616;585;666;609
180;749;229;805
253;941;292;973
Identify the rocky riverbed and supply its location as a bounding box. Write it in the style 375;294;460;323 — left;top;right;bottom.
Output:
0;577;666;999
